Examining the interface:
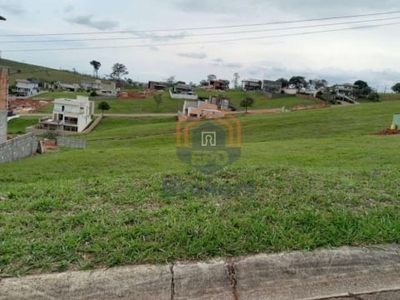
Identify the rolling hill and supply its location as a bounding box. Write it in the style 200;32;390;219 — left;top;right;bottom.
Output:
0;58;98;85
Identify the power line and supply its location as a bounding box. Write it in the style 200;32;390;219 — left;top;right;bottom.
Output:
3;21;399;53
1;16;399;44
1;10;400;37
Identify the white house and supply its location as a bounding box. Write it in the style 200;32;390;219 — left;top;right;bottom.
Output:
39;96;94;133
81;80;119;96
178;98;228;120
16;79;39;96
242;79;262;91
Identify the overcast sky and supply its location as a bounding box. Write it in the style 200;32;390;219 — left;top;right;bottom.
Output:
1;0;400;90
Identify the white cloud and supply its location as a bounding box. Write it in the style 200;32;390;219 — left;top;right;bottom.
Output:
65;14;119;30
178;52;207;59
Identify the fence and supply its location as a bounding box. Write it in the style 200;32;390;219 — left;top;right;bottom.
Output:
57;137;87;149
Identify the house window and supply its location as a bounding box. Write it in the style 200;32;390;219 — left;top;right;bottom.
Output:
61;105;65;112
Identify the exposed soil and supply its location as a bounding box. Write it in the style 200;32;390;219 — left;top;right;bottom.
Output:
375;129;400;135
41;139;59;151
9;99;50;114
118;89;155;99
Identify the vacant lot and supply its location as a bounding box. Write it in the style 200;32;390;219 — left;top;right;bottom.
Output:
2;101;400;276
34;90;317;114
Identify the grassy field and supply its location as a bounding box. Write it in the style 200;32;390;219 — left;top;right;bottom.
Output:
34;90;317;114
2;101;400;276
37;92;91;99
0;58;98;85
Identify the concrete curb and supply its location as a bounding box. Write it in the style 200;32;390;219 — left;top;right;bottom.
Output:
1;244;400;300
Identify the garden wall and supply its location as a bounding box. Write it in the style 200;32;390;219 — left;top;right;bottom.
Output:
0;132;38;164
57;137;86;149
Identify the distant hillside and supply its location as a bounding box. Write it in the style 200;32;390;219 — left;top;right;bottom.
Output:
0;58;99;85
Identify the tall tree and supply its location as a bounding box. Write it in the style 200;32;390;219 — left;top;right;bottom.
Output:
276;78;289;88
233;72;240;89
110;63;129;86
97;101;111;115
240;97;254;114
354;80;372;98
199;80;208;87
166;76;176;87
288;76;307;88
207;74;217;81
90;60;101;78
392;83;400;93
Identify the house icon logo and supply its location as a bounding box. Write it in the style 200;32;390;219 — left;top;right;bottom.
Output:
176;103;241;174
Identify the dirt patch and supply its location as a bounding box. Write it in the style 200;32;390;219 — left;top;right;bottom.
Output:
9;99;50;114
41;139;59;152
118;89;155;99
375;129;400;135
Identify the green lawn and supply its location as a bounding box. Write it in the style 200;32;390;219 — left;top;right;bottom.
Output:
37;92;91;99
2;101;400;276
7;117;39;134
34;90;317;114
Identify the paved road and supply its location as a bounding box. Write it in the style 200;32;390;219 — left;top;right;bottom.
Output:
326;290;400;299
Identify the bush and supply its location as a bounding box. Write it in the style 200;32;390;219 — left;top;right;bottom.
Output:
89;90;98;97
367;92;380;102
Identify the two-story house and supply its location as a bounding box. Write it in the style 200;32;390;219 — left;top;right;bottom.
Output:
39;96;94;133
16;79;39;96
242;79;262;91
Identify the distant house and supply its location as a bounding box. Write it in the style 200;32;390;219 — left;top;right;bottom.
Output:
242;79;262;91
16;79;39;96
172;83;195;94
178;96;232;120
81;80;118;96
81;80;102;92
331;83;357;96
170;83;198;100
148;81;167;90
208;79;230;90
59;83;80;92
262;80;282;94
178;100;223;120
39;96;94;133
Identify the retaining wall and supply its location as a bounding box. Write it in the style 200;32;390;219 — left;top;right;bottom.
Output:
57;137;86;149
0;132;38;164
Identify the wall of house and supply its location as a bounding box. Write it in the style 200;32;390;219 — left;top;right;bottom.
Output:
0;133;38;164
77;114;92;132
170;90;198;100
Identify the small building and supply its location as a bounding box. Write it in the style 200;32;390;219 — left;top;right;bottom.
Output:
331;83;358;96
148;81;167;90
170;83;198;100
178;96;232;120
16;79;39;96
81;80;102;91
172;83;195;94
39;96;94;133
262;80;282;94
208;79;230;90
59;83;80;92
242;79;262;91
81;80;118;95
